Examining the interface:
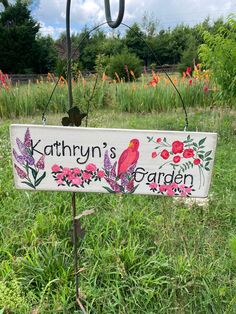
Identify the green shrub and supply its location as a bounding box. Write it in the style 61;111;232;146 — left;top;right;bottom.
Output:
108;50;142;82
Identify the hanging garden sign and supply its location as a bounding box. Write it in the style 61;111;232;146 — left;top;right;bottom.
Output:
10;124;217;198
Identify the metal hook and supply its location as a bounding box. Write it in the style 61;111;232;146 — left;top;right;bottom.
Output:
104;0;125;29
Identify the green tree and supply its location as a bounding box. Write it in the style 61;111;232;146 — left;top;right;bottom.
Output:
198;15;236;98
0;0;39;73
35;35;57;73
108;50;142;81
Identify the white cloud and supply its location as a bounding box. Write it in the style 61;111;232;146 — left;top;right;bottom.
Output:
32;0;236;38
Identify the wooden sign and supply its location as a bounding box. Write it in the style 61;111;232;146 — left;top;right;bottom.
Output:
10;125;217;198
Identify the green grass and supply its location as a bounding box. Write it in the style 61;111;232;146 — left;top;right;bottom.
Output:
0;108;236;313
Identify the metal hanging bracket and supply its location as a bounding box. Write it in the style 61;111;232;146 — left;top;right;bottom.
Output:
104;0;125;28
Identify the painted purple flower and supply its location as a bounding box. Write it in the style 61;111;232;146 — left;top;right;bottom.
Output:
110;161;117;179
13;149;25;165
16;138;29;157
23;155;35;165
121;174;129;187
36;155;45;170
14;164;27;179
126;163;137;176
126;179;134;192
104;150;112;171
24;128;31;147
105;178;121;193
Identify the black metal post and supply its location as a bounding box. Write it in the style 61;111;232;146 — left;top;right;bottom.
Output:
66;0;79;305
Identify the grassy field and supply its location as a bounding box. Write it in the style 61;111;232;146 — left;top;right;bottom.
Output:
0;108;236;313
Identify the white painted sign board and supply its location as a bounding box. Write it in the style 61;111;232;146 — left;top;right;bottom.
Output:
10;125;217;198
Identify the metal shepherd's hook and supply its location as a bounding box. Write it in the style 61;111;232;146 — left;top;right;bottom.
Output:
65;0;125;311
104;0;125;28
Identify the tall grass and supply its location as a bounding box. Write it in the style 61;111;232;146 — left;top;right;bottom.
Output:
0;71;232;119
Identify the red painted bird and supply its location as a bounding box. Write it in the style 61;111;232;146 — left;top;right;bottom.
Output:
117;139;140;177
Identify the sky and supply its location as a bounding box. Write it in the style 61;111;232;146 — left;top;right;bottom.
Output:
2;0;236;38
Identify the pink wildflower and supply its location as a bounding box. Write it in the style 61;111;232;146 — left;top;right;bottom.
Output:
159;185;167;192
14;164;27;179
62;167;71;176
86;163;97;172
185;187;192;194
72;177;82;186
97;170;105;178
73;168;81;175
56;173;64;180
36;155;45;170
82;172;92;180
52;164;61;173
149;182;157;189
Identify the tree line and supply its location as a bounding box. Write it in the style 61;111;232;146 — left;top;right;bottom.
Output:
0;0;229;75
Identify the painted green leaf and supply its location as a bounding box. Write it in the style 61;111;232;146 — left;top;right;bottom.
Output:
103;186;116;193
199;137;206;146
205;150;212;157
29;166;37;180
35;172;46;187
198;154;205;160
130;185;139;194
22;181;35;189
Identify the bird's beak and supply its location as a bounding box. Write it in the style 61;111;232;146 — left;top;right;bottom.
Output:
129;142;134;148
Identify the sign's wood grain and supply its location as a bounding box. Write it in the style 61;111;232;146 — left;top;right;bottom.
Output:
10;125;217;198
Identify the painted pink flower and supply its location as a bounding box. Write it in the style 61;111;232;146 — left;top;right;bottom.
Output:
181;191;187;197
179;185;185;191
82;172;92;180
86;163;97;172
52;164;61;173
68;174;76;182
159;185;167;192
185;187;192;194
56;173;64;180
73;168;81;175
14;164;27;179
62;167;72;176
72;177;82;186
36;155;45;170
57;179;64;185
183;148;194;158
149;182;157;189
97;170;105;178
167;188;175;196
152;151;158;158
156;138;162;143
172;141;184;154
171;182;178;189
160;149;170;160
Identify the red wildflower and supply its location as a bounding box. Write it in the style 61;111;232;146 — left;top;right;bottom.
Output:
173;156;181;163
160;149;170;160
183;149;194;158
194;158;201;165
172;141;184;154
152;151;158;158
